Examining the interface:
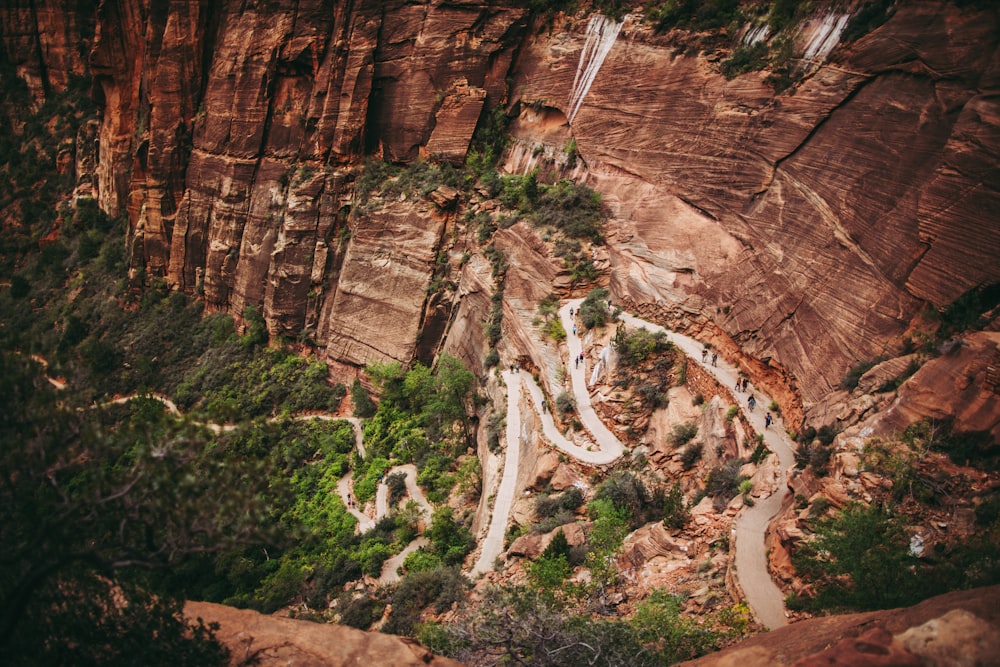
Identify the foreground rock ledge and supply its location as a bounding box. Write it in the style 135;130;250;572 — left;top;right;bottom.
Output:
681;585;1000;667
184;601;462;667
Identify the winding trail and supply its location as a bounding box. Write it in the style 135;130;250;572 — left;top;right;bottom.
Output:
607;303;796;629
91;393;429;584
374;464;434;585
76;305;796;623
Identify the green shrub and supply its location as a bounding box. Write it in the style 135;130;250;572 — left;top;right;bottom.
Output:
841;0;895;43
720;42;768;79
725;405;739;422
351;378;377;417
555;391;575;415
336;592;386;630
544;317;566;341
768;0;798;32
386;471;407;506
613;324;671;366
706;459;747;499
662;482;690;530
840;357;883;390
385;566;468;635
529;179;605;243
681;443;703;470
578;288;610;329
635;382;669;409
646;0;741;32
670;422;698;447
793;503;922;611
402;548;444;574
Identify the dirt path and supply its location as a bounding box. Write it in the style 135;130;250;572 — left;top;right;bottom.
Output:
375;464;433;585
378;538;430;585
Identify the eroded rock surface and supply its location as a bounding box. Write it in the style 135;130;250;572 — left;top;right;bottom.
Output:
6;1;997;389
184;601;462;667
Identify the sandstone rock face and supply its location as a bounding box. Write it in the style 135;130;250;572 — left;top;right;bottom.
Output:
6;1;999;409
184;601;461;667
864;331;1000;442
508;3;1000;410
319;198;447;367
48;0;526;365
0;1;87;104
897;608;1000;667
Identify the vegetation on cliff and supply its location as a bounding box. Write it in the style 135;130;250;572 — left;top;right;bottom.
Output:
788;417;1000;615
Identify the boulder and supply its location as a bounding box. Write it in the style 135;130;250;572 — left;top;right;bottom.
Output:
897;609;1000;667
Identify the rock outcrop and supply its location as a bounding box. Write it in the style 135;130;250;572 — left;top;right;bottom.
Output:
184;601;461;667
681;585;1000;667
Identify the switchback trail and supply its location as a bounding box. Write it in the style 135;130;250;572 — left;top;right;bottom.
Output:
91;394;429;585
573;300;795;628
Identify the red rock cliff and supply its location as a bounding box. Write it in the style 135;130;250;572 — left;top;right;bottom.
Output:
4;0;998;410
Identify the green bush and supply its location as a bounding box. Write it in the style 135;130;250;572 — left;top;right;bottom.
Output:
613;324;671;366
385;566;469;636
528;553;572;591
670;422;698;447
841;0;895;43
555;391;575;415
662;482;690;530
544;317;566;341
351;378;377;417
578;288;610;329
336;592;386;630
531;180;605;242
646;0;741;32
705;459;747;499
720;42;769;79
793;503;922;611
840;357;883;390
402;548;444;574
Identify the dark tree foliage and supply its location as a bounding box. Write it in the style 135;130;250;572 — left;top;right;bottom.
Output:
793;502;1000;613
0;353;284;664
422;586;675;667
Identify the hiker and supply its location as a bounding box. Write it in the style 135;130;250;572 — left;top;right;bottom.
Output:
712;352;718;367
573;325;577;335
575;357;579;369
570;307;574;316
541;399;548;413
742;377;749;392
735;379;741;393
747;394;756;411
765;412;772;428
702;348;708;362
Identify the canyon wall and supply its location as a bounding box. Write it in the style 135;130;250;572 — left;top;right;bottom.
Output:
3;0;998;413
